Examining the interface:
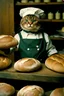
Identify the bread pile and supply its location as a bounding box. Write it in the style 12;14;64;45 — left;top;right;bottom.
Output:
50;87;64;96
0;56;12;69
0;35;18;49
0;35;18;69
14;58;42;72
17;85;44;96
0;82;15;96
45;54;64;73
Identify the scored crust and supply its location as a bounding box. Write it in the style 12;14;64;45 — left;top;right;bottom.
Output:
45;54;64;73
0;56;12;69
50;87;64;96
17;85;44;96
14;58;42;72
0;35;18;49
0;82;15;96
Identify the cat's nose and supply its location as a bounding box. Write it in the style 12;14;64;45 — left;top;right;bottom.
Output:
29;21;33;25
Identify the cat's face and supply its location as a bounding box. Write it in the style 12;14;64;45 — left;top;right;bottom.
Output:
20;15;41;32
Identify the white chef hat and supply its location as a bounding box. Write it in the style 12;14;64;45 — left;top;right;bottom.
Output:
19;7;44;18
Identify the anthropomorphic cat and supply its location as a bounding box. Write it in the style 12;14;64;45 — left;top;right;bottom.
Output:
10;7;58;62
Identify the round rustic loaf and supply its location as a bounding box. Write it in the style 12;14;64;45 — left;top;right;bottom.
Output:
0;35;18;49
0;56;12;69
17;85;44;96
45;54;64;73
0;82;15;96
50;87;64;96
14;58;42;72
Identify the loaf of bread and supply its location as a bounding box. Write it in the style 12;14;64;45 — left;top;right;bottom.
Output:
0;56;12;69
45;54;64;73
0;35;18;49
0;82;15;96
14;58;42;72
50;87;64;96
17;85;44;96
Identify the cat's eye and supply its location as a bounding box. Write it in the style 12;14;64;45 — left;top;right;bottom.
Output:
33;19;37;22
25;19;28;22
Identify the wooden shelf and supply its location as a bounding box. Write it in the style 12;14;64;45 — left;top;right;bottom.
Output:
16;2;64;5
50;37;64;40
14;19;64;23
39;19;64;22
0;64;64;83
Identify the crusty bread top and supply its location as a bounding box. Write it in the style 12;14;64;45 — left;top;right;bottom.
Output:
14;58;42;72
0;35;18;49
0;56;12;69
17;85;44;96
50;87;64;96
0;82;15;96
45;54;64;73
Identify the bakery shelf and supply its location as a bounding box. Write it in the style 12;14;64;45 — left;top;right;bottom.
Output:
39;19;64;22
50;37;64;40
0;64;64;83
16;2;64;6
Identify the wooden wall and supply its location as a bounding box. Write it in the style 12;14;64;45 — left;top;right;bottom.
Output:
0;0;14;35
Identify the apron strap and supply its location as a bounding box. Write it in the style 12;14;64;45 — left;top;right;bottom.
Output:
35;32;46;59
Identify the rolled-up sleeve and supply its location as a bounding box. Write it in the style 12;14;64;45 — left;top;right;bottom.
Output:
10;34;20;53
44;33;58;56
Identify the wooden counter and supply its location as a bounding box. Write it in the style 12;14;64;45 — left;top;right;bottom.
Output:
0;64;64;83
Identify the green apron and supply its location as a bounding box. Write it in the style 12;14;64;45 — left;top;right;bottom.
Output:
18;32;47;62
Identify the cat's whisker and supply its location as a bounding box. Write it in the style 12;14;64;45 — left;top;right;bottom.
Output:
31;24;33;27
28;24;30;27
28;24;33;27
